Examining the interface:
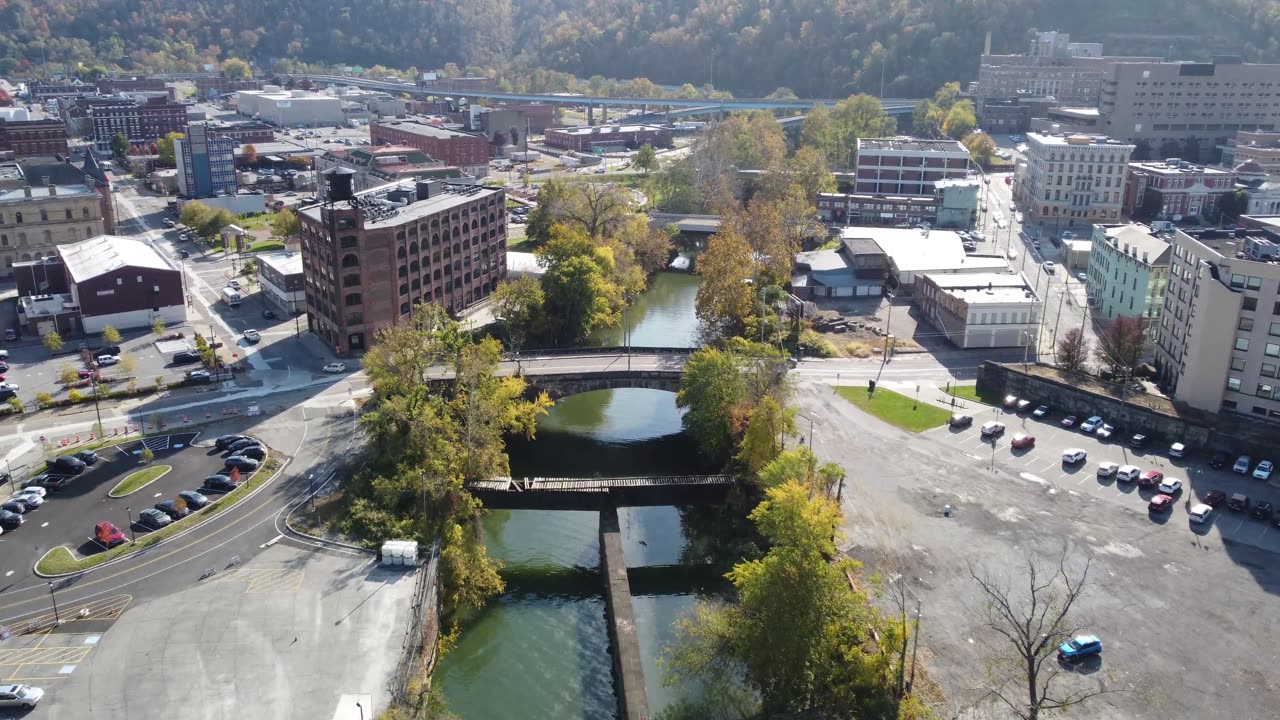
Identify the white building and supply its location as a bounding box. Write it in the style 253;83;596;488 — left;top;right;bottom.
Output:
1085;223;1171;323
915;272;1043;349
1018;132;1134;228
257;252;305;314
235;90;345;127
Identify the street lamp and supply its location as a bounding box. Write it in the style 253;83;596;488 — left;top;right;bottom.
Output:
356;702;364;720
125;506;136;543
1022;330;1034;372
47;582;61;625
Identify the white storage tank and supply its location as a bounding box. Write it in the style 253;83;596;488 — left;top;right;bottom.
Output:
380;540;418;567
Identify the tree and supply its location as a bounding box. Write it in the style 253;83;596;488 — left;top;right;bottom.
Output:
1139;188;1164;219
933;82;962;111
633;144;658;176
243;143;259;165
35;392;55;408
492;276;545;353
1094;316;1146;379
963;132;998;165
800;105;840;166
152;317;167;337
42;331;63;354
222;58;252;80
694;225;755;337
58;364;79;385
970;551;1116;720
110;133;130;160
180;201;214;231
911;99;939;138
6;397;23;414
271;208;300;239
536;226;621;344
757;447;845;499
1055;327;1091;374
527;180;632;243
102;325;123;345
830;94;897;153
676;348;749;460
157;132;184;166
943;100;978;140
614;216;675;275
1219;188;1248;221
673;83;702;100
735;395;796;475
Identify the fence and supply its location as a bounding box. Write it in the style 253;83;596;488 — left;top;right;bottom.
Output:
388;539;442;704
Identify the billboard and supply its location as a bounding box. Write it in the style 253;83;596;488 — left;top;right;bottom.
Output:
422;72;438;81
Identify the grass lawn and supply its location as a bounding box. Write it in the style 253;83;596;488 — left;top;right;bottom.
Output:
945;383;1003;406
37;455;282;576
835;386;951;432
248;239;286;253
235;213;273;231
108;464;172;497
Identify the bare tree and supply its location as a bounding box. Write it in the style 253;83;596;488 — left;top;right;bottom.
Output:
1093;317;1145;379
1055;327;1091;374
969;551;1118;720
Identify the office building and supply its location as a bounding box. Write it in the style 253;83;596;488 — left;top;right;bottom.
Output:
1084;223;1171;323
975;32;1160;110
544;125;672;153
370;119;490;177
314;145;465;194
235;90;345;127
29;82;92;104
207;121;275;144
1100;57;1280;162
1017;132;1134;226
175;123;236;198
0;119;68;157
258;252;306;315
1218;129;1280;173
815;177;980;228
89;96;188;145
1122;159;1236;219
0;161;108;273
915;272;1042;349
1155;226;1280;419
298;171;508;354
852;138;971;197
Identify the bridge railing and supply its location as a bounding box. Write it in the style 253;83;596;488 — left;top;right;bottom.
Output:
513;346;696;357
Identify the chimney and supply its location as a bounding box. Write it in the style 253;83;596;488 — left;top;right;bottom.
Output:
22;185;31;198
48;183;56;197
984;31;992;56
1142;251;1148;263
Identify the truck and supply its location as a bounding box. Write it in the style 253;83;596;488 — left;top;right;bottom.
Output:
221;287;243;306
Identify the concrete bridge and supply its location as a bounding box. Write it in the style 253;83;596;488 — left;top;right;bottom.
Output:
425;348;695;398
467;474;736;510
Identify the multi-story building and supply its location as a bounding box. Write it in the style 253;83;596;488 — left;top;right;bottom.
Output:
1122;159;1236;219
1218;129;1280;172
1018;132;1134;227
207;121;275;144
235;90;345;127
1155;226;1280;419
915;272;1043;349
29;82;92;104
975;32;1160;111
258;252;306;315
544;125;673;154
852;138;971;197
175;123;236;198
816;177;980;228
298;171;508;354
1085;223;1171;323
314;145;463;194
95;78;167;95
0;179;106;273
89;96;188;145
0;119;68;157
1100;56;1280;163
370;119;490;177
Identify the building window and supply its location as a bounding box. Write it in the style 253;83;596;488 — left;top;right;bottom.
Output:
1253;405;1269;416
1271;321;1280;337
1244;297;1258;312
1231;357;1247;371
342;274;361;287
1263;363;1278;378
1261;384;1276;399
1268;343;1280;357
65;209;72;220
83;207;90;218
1235;337;1251;351
341;254;359;268
1227;377;1242;391
344;293;362;306
13;212;21;224
1239;317;1255;332
340;236;358;249
1231;274;1245;288
1248;276;1263;290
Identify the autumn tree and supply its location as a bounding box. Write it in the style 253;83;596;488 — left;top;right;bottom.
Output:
1056;327;1091;374
180;201;213;231
222;58;252;80
157;132;184;166
943;100;978;140
492;276;545;353
613;215;675;275
270;207;300;239
694;225;755;337
102;325;123;345
633;144;658;176
735;395;796;475
676;347;750;461
243;143;259;165
963;132;997;165
970;551;1117;720
525;180;632;244
42;331;63;354
830;93;898;154
800;105;841;165
1094;316;1146;379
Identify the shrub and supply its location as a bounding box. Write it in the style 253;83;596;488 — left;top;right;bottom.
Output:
6;397;22;413
140;447;154;464
798;329;838;358
35;392;55;408
845;342;873;358
67;389;84;403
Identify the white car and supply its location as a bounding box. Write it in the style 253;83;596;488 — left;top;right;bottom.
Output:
1063;448;1088;464
1095;423;1116;440
1116;465;1141;482
323;362;347;373
0;382;18;392
1189;503;1213;524
1157;479;1184;495
1043;261;1056;274
18;485;46;498
1253;460;1274;480
96;354;120;366
1096;462;1119;478
1233;455;1252;474
243;329;261;343
10;491;42;507
981;421;1006;437
0;684;43;709
1169;442;1186;458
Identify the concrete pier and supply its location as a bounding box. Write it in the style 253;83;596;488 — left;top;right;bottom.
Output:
599;505;651;720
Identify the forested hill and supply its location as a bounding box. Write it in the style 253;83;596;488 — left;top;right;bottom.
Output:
3;0;1278;97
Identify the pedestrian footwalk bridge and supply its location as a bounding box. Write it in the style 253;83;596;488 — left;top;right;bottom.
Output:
466;474;737;511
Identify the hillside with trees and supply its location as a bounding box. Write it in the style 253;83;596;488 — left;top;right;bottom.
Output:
5;0;1279;98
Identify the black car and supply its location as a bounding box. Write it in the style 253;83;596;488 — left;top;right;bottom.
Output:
0;388;13;402
1227;493;1250;512
226;438;262;454
1251;501;1274;521
948;413;973;428
178;490;209;509
236;446;267;461
173;351;202;365
92;345;121;358
224;456;260;472
1;500;30;515
73;450;100;465
202;474;239;492
47;455;87;475
155;500;191;521
262;309;276;319
179;250;190;259
1209;452;1229;469
138;508;172;530
27;473;69;492
215;434;249;451
0;509;23;529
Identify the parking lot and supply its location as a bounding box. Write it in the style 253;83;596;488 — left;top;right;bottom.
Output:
928;401;1280;554
0;433;265;580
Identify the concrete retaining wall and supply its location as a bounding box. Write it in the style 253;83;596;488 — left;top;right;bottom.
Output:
599;506;651;720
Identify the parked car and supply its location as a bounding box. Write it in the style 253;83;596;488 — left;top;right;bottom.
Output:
11;491;42;508
1233;455;1252;474
948;413;973;428
1189;503;1213;524
1060;415;1078;428
1252;460;1274;480
1169;442;1187;458
1096;462;1119;478
178;490;209;509
155;500;191;521
1011;433;1036;449
1148;494;1175;513
1203;490;1227;507
1209;452;1228;469
1129;433;1147;449
0;684;43;709
1062;448;1088;464
202;474;239;492
243;329;261;344
323;362;347;373
1016;399;1033;412
96;354;120;366
1250;500;1274;521
981;421;1006;437
27;473;69;492
1227;493;1250;512
0;509;23;528
187;370;212;383
1;500;29;515
226;438;262;454
173;351;201;365
263;309;276;320
224;455;260;472
73;449;99;465
2;330;14;342
48;455;86;474
93;345;121;358
1042;261;1056;274
138;508;172;529
1032;405;1050;418
1116;465;1141;482
236;446;266;461
1137;470;1165;488
215;434;249;450
1002;395;1019;409
1157;479;1184;495
95;521;126;547
1057;634;1101;661
16;485;44;499
1081;416;1104;432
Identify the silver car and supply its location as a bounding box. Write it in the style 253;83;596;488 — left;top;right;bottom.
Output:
0;684;43;709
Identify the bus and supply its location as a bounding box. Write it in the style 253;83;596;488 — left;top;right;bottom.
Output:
221;287;243;306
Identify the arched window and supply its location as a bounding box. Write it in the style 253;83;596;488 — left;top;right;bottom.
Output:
411;278;421;290
20;253;30;261
432;233;440;246
479;215;488;227
400;302;410;315
341;254;360;267
344;293;362;306
396;231;406;241
408;241;418;254
399;283;409;295
39;209;48;222
410;260;420;273
452;227;460;239
397;265;407;277
14;212;22;224
397;246;406;259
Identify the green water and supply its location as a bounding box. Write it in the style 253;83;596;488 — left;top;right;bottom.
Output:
591;270;700;348
436;388;736;720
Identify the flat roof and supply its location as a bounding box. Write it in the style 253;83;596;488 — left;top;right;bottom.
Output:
61;235;173;283
0;184;97;202
858;138;967;152
1130;160;1233;175
840;227;1009;274
376;119;475;140
1027;132;1133;147
551;125;665;136
258;252;303;276
299;182;503;229
924;272;1038;304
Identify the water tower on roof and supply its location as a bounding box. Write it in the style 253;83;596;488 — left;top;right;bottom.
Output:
322;166;356;203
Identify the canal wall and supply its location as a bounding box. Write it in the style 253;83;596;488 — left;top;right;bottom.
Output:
599;505;651;720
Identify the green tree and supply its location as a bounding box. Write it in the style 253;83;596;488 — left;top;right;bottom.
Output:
179;201;213;231
58;364;79;385
140;447;155;464
673;83;702;100
102;325;123;345
527;180;632;243
492;276;545;353
633;144;658;176
830;94;897;155
6;397;23;414
963;132;997;165
800;105;841;166
222;58;252;80
942;100;978;140
757;447;846;499
536;227;620;344
42;331;63;354
157;132;184;167
735;395;796;474
110;133;130;160
270;207;300;239
676;348;748;461
933;81;962;111
35;392;55;408
152;317;167;336
645;157;703;213
694;226;756;337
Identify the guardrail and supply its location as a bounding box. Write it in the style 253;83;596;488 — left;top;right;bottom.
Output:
515;346;696;357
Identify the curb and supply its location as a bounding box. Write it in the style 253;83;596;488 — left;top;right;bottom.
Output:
282;481;374;555
106;465;173;498
33;453;292;579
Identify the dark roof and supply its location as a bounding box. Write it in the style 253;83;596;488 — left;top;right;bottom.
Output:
81;152;109;186
841;237;885;257
17;158;102;188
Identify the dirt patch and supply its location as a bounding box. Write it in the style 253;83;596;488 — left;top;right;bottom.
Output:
1020;364;1177;415
810;308;924;358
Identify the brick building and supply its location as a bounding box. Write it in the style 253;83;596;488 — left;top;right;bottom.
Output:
544;125;672;153
0;119;69;157
298;171;507;354
492;103;556;133
1123;159;1236;219
370;120;489;177
853;138;971;196
95;78;168;95
208;121;275;144
90;96;188;145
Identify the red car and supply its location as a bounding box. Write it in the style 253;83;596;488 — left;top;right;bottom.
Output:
1011;433;1036;449
94;521;126;548
77;368;92;379
1148;494;1175;512
1137;470;1164;488
1203;490;1227;507
1061;416;1079;428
